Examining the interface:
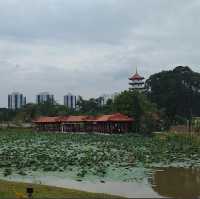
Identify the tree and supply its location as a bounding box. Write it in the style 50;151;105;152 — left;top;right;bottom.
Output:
10;102;74;122
77;97;103;115
0;108;16;122
146;66;200;125
112;90;159;132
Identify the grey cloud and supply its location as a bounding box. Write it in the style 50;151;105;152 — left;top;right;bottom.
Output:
0;0;195;44
0;0;200;107
0;0;139;44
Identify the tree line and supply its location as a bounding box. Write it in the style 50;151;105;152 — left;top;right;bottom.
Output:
1;66;200;133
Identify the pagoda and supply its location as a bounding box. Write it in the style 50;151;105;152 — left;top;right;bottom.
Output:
129;69;145;91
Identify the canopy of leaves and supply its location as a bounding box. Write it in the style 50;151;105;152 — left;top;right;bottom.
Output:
0;108;16;121
146;66;200;123
112;90;157;117
112;90;160;132
0;102;73;122
77;96;114;115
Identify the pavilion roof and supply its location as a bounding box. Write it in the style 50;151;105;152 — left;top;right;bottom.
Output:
95;113;134;122
33;116;61;123
33;113;134;123
60;115;89;122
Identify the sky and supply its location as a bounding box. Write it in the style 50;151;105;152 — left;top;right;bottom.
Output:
0;0;200;107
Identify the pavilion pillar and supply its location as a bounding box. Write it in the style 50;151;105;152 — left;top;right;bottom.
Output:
125;123;128;132
61;123;64;133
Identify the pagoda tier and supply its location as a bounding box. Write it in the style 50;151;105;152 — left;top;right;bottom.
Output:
129;82;144;86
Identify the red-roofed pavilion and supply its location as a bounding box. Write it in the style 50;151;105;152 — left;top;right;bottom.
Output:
33;113;134;134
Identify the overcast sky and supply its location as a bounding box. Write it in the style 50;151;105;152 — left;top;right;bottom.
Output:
0;0;200;107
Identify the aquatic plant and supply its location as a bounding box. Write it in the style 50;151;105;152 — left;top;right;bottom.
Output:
0;130;199;179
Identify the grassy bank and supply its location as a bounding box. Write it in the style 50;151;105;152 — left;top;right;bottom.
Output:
0;179;123;199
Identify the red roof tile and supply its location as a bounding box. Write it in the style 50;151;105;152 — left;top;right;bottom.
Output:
60;115;89;122
33;113;134;123
96;113;134;122
129;72;144;81
33;116;61;123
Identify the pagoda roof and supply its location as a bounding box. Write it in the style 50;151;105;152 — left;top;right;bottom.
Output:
129;71;144;81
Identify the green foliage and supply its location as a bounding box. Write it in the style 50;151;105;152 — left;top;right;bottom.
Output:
112;90;160;132
146;66;200;124
76;96;115;115
3;168;12;177
77;97;101;115
113;90;157;116
0;130;199;180
0;102;74;123
140;113;160;134
0;108;16;121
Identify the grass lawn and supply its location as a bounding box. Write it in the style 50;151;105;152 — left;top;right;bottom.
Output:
0;179;124;199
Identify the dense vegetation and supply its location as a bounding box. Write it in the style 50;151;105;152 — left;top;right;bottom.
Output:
112;90;161;132
0;130;199;180
146;66;200;124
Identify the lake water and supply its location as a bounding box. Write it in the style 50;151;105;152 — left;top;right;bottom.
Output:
150;167;200;199
1;167;200;198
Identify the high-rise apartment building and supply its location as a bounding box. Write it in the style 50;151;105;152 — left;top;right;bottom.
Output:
64;93;77;109
8;92;26;110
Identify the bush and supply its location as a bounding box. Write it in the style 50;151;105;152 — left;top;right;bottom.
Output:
140;112;162;134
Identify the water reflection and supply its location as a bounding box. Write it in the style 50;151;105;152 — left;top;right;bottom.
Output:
150;167;200;199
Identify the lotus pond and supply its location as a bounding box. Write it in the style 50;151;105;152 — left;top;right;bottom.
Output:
0;129;199;181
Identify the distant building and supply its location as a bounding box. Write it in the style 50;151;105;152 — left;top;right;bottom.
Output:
99;92;119;106
8;92;26;110
36;92;54;104
129;69;145;91
64;93;78;109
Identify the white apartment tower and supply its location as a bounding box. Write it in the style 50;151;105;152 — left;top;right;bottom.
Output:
36;92;54;104
8;92;26;110
64;93;77;109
